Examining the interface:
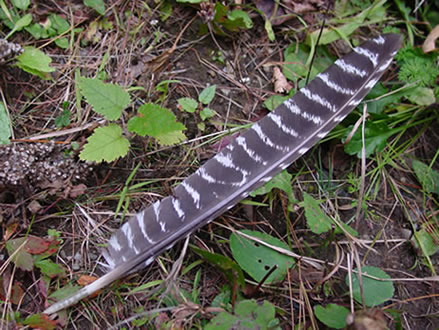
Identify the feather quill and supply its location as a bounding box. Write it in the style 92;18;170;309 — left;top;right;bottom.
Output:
44;33;401;314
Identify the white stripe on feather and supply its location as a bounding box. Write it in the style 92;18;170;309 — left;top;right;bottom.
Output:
318;73;355;95
335;59;367;77
300;87;336;112
354;47;378;66
268;113;299;137
236;136;267;165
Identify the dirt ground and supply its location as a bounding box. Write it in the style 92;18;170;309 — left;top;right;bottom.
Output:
0;1;438;329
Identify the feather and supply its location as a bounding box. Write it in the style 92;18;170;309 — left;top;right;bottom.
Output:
44;33;402;314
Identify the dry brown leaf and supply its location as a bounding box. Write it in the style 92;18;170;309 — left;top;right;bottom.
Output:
273;66;292;93
423;25;439;53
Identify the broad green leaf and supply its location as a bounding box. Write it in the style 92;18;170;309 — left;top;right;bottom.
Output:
55;37;69;49
191;246;245;288
127;103;186;145
5;13;32;38
412;160;439;194
80;124;130;162
48;284;81;301
263;94;289;111
250;170;295;203
79;77;130;120
35;259;66;278
345;266;394;307
11;0;30;10
6;238;34;271
303;192;333;234
55;109;71;128
177;97;198;113
314;304;350;329
283;45;313;82
200;107;216;120
230;230;295;284
206;299;281;330
0;103;11;144
406;86;435;106
412;226;439;257
365;84;417;114
22;314;57;330
302;193;358;236
84;0;106;15
51;14;69;34
199;85;216;105
227;10;253;29
344;122;394;158
16;47;55;79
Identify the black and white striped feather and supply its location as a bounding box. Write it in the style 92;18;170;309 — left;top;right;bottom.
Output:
44;33;402;314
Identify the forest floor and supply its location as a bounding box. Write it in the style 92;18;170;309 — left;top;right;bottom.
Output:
0;0;438;329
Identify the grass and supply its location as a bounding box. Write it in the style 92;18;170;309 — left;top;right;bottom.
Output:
0;0;438;329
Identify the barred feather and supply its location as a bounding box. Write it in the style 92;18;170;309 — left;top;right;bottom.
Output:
44;33;402;314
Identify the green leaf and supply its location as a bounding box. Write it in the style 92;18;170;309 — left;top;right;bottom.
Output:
128;103;186;145
176;0;205;3
6;238;34;271
50;14;69;34
191;246;245;288
344;122;394;158
306;0;387;46
345;266;394;307
412;225;439;257
303;192;333;234
5;13;32;38
79;77;130;120
11;0;30;10
35;259;66;278
84;0;106;15
0;103;11;145
22;314;57;330
177;97;198;113
314;304;350;329
16;47;55;79
302;193;358;236
264;19;275;41
230;230;295;284
199;85;216;105
250;170;295;204
283;45;312;83
55;109;71;128
227;10;253;29
80;124;130;162
412;160;439;194
206;299;281;330
55;37;69;49
200;107;216;121
406;86;436;106
48;284;81;301
263;94;289;111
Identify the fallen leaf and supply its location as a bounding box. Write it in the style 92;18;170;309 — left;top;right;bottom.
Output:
0;279;25;305
423;25;439;53
4;223;18;241
24;236;50;254
273;66;292;94
78;275;100;298
67;184;87;198
27;200;42;214
77;275;98;286
22;313;57;330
